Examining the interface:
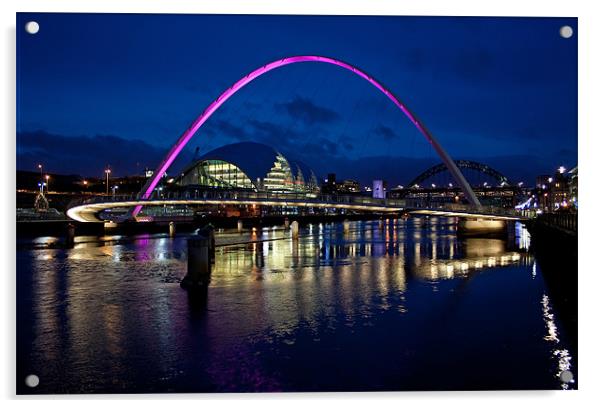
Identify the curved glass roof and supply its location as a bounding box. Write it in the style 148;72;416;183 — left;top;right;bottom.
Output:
181;142;316;183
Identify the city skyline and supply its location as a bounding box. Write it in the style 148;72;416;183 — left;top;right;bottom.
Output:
17;13;577;185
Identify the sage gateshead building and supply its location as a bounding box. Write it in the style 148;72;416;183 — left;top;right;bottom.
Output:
177;142;320;194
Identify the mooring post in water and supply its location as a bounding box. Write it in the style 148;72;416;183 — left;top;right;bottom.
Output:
291;220;299;240
181;232;211;291
169;221;176;237
343;219;350;234
203;224;215;262
237;219;243;233
284;217;290;229
66;223;75;247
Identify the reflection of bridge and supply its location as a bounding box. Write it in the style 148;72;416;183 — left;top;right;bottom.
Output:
66;190;526;223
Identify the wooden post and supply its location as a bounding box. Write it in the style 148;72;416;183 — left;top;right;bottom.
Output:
66;223;75;248
181;233;211;291
343;219;350;234
291;220;299;240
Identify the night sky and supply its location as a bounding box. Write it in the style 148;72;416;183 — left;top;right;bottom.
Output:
16;13;577;186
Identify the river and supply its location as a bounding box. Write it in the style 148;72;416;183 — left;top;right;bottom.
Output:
16;216;576;393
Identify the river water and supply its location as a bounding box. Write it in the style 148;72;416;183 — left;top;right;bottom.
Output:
16;217;576;393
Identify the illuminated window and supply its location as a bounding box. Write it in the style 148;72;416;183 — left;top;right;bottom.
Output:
182;159;255;190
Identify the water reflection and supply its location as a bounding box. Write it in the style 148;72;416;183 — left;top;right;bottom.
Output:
541;293;575;390
18;216;573;393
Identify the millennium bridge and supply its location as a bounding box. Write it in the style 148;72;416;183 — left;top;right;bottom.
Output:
66;55;532;226
66;190;527;223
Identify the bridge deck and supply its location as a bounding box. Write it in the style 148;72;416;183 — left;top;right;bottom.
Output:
66;191;527;223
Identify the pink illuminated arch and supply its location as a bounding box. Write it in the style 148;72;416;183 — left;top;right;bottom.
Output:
134;55;479;216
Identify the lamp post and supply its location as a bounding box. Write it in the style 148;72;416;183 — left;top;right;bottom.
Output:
37;164;43;191
105;168;111;195
45;174;50;193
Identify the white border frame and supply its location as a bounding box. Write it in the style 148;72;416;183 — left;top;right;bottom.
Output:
3;1;600;406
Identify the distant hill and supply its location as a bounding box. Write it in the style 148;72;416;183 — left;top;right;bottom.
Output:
17;170;83;192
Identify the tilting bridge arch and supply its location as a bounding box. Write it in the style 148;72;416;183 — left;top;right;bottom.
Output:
133;55;481;217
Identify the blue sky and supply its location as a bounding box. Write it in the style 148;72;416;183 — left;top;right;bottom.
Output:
16;13;577;186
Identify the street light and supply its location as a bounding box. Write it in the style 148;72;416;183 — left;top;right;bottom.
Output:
37;164;43;190
45;175;50;193
105;168;111;195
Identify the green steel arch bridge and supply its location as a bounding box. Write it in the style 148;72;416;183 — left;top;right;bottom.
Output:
407;160;512;188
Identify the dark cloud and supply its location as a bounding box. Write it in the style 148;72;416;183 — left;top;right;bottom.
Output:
372;125;398;141
276;96;340;125
204;119;251;141
341;140;354;151
201;117;339;158
16;130;568;189
248;119;339;157
16;130;194;177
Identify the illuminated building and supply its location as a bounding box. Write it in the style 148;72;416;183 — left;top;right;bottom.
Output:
321;173;361;194
177;142;319;194
372;180;385;199
533;167;573;211
550;168;570;209
536;175;552;189
568;166;578;206
339;179;361;193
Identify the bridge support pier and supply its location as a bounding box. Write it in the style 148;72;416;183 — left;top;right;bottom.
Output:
457;218;507;236
284;217;290;229
237;219;243;233
169;221;176;237
291;221;299;240
181;233;211;291
343;219;350;234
